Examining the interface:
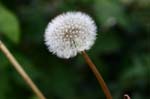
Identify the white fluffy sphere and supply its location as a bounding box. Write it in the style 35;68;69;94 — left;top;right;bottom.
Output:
44;12;97;59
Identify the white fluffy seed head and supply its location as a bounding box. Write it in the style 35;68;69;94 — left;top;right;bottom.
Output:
44;11;97;59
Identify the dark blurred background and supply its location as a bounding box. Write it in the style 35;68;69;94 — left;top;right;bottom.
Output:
0;0;149;99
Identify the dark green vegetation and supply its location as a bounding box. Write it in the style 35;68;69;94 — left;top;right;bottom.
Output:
0;0;149;99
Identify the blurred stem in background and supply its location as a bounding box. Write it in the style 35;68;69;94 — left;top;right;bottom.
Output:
81;51;112;99
124;94;131;99
0;40;46;99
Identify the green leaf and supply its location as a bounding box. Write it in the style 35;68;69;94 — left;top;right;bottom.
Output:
0;4;20;43
94;0;129;28
120;54;150;87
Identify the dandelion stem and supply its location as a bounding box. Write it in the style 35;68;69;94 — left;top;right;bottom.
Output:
81;51;112;99
0;40;46;99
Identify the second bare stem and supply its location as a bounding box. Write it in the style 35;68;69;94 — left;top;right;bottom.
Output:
0;40;46;99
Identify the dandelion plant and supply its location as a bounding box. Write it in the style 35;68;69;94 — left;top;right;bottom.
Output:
44;11;112;99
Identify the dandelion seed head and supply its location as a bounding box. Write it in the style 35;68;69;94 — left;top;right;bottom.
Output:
44;11;97;59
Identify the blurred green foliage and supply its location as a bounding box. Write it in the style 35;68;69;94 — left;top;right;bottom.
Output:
0;4;20;43
0;0;149;99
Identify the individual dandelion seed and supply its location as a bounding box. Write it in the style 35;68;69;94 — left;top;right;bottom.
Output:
44;11;97;59
44;11;112;99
